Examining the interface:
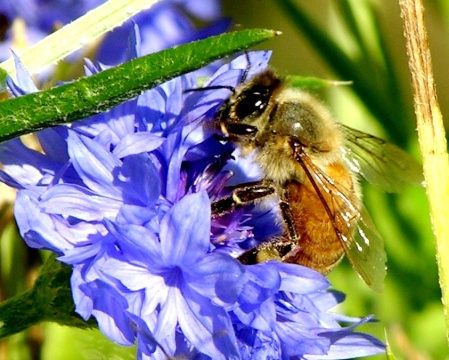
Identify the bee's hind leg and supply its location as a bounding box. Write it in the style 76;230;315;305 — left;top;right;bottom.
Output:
211;180;300;264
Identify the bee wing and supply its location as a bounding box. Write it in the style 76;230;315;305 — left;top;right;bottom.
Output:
346;207;387;292
340;125;423;193
300;154;386;291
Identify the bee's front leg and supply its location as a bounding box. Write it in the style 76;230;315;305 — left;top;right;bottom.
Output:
211;180;276;218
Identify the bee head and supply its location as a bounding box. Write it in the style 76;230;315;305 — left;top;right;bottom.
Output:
215;69;283;142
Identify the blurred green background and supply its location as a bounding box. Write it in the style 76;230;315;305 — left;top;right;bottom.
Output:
0;0;448;359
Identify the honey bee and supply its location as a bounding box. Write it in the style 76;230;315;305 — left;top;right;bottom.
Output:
210;68;422;292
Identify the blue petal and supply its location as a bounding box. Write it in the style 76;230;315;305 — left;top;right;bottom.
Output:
102;258;156;292
0;169;24;189
305;332;385;359
275;320;330;357
112;132;165;158
116;204;157;226
103;221;163;269
125;23;142;60
159;191;211;266
40;184;122;221
178;285;240;360
67;131;122;197
72;99;136;144
275;262;330;293
181;0;221;20
119;154;161;207
37;128;70;164
59;239;104;264
207;51;271;86
127;312;159;356
308;290;345;313
237;329;281;360
8;52;39;94
233;265;281;321
233;299;276;332
0;138;59;187
186;252;245;306
83;280;136;346
71;265;94;320
15;191;73;252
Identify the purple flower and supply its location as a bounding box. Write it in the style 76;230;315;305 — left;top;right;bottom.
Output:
98;191;246;359
0;24;385;360
0;0;227;68
231;262;384;359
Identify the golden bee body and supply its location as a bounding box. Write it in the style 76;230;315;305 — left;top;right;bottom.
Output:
211;67;421;291
283;164;358;274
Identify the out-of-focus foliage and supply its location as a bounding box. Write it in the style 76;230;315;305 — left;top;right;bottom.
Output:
222;0;445;359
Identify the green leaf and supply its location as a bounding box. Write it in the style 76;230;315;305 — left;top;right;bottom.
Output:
287;75;352;90
0;254;95;339
0;29;278;143
0;67;7;91
385;333;398;360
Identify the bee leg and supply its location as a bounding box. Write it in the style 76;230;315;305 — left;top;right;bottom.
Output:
238;237;295;264
211;181;276;218
236;188;301;264
278;198;299;242
212;181;302;265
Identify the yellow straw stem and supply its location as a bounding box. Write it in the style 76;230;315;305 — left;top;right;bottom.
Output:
399;0;449;343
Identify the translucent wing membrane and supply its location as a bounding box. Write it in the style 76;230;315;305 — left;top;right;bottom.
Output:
340;125;423;193
347;207;387;292
299;152;386;291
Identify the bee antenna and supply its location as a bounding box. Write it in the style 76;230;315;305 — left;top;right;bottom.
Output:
240;51;251;84
184;51;252;95
184;85;236;94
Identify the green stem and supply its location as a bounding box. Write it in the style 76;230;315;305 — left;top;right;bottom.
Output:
0;289;43;337
0;255;95;339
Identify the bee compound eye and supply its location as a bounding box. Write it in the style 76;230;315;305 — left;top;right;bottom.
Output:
234;86;270;120
226;123;258;136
